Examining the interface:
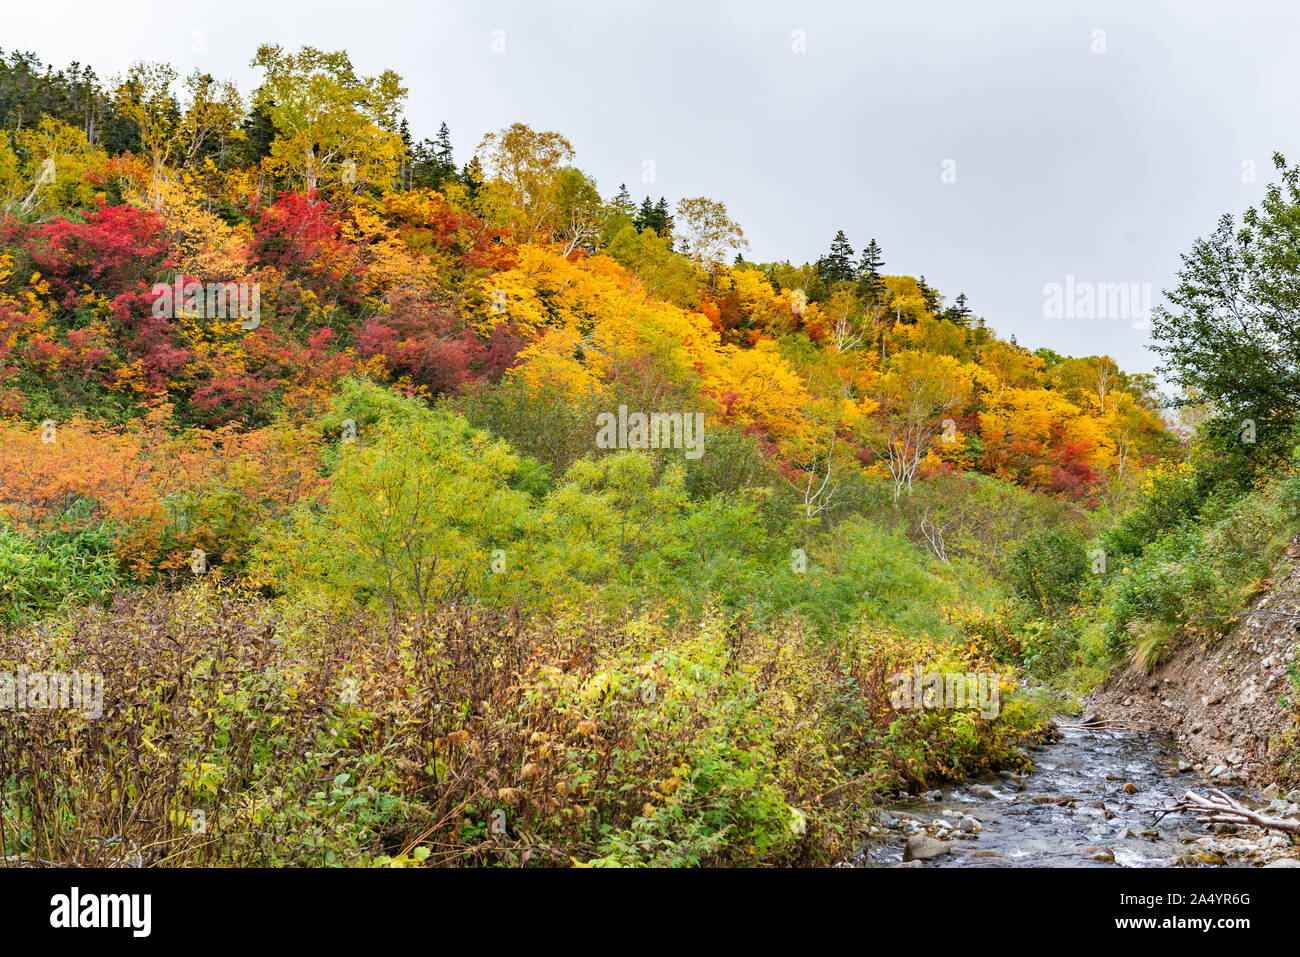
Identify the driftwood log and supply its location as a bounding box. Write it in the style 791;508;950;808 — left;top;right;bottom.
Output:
1152;788;1300;835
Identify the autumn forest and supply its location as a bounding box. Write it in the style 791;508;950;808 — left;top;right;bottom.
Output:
0;39;1298;871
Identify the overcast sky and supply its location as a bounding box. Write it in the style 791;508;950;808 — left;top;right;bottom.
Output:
6;0;1299;379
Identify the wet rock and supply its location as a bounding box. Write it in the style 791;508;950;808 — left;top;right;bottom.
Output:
966;785;998;799
904;836;951;862
897;859;925;868
1116;827;1138;840
1265;857;1300;868
968;848;1004;859
922;789;943;802
1080;846;1114;862
1177;760;1194;772
1122;783;1139;794
958;815;981;833
1287;789;1300;804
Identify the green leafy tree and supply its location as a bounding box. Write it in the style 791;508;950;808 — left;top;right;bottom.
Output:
1151;153;1300;438
250;44;407;193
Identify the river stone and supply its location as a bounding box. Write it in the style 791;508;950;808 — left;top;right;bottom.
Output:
1080;846;1114;862
1286;789;1300;804
904;835;952;861
897;860;925;868
958;815;980;833
1265;857;1300;867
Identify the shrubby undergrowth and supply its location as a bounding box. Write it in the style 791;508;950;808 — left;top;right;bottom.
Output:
0;584;1039;867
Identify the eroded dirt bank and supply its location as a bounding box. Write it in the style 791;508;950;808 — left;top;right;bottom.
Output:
1094;546;1300;788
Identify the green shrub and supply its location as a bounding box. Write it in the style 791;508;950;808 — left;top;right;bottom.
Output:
0;513;122;625
1006;528;1090;615
1102;480;1299;658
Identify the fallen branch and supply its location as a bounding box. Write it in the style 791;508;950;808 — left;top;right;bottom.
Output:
1152;788;1300;835
1057;713;1141;732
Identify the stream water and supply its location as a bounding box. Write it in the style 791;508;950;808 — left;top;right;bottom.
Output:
858;724;1252;867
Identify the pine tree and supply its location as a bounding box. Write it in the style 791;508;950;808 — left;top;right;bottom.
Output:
942;292;972;326
240;98;277;166
819;229;855;283
653;196;673;237
612;183;635;216
398;118;412;190
917;275;941;314
434;122;455;182
634;196;656;233
856;238;886;304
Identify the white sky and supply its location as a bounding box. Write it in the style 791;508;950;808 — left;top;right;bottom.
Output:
5;0;1299;378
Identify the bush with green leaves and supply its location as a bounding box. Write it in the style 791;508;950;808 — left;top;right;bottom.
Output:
1006;527;1090;616
1101;478;1299;659
0;513;122;626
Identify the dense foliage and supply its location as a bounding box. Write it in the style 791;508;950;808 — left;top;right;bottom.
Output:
0;43;1296;864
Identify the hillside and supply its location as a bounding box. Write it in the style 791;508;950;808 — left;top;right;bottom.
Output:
0;43;1297;869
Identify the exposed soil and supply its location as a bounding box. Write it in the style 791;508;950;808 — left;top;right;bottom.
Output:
1093;543;1300;788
